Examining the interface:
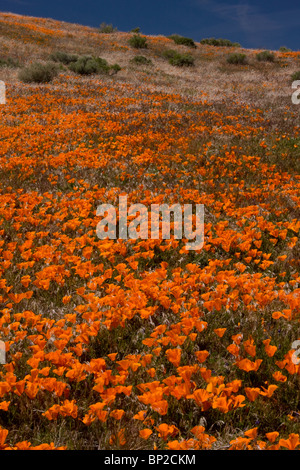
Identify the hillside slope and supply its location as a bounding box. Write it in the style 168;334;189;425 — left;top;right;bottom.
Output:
0;12;300;450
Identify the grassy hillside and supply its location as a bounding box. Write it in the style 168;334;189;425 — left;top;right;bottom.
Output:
0;11;300;450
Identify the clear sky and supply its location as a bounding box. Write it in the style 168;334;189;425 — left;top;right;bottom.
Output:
0;0;299;51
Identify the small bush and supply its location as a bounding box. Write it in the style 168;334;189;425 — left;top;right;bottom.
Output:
0;57;20;68
68;56;100;75
163;49;194;67
168;34;196;48
109;63;121;75
131;55;153;65
98;22;118;33
256;50;275;62
226;53;247;65
291;71;300;81
279;46;292;52
94;57;111;73
49;51;79;65
18;62;59;83
130;27;141;33
162;49;178;60
128;34;148;49
200;37;240;47
68;55;121;76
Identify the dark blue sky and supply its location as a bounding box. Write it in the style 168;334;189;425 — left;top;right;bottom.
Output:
1;0;299;50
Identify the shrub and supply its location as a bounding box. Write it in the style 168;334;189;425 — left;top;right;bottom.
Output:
291;71;300;81
94;57;111;74
49;51;79;65
171;53;194;67
18;62;59;83
163;49;194;67
131;55;153;65
128;34;148;49
256;50;275;62
0;57;20;68
98;22;118;33
162;49;178;60
279;46;292;52
109;63;121;75
130;27;141;33
68;55;121;76
68;56;100;75
168;34;196;48
200;37;240;47
226;53;247;65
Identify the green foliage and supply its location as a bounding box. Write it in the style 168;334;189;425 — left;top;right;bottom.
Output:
68;55;121;76
68;55;101;75
49;51;79;65
163;49;195;67
18;61;59;83
128;34;148;49
291;70;300;81
168;34;196;48
0;57;20;68
98;22;118;33
94;57;112;73
263;136;300;174
109;63;122;75
131;55;153;65
279;46;292;52
130;27;141;33
226;53;247;65
256;50;275;62
200;37;241;47
162;49;178;60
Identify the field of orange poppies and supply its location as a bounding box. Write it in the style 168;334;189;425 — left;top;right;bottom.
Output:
0;12;300;450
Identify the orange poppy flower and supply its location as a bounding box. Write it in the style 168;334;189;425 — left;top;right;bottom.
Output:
272;311;284;319
243;336;256;357
229;436;252;450
0;401;10;411
0;429;9;449
212;396;230;413
139;429;152;440
244;387;260;402
259;384;278;397
227;343;240;357
190;389;212;408
263;339;277;357
165;348;181;367
190;425;205;439
236;358;262;372
156;423;179;441
110;409;125;420
244;427;258;439
133;411;147;421
214;328;226;338
107;353;117;361
195;350;210;363
151;400;168;415
266;432;279;443
272;371;287;382
279;434;300;450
